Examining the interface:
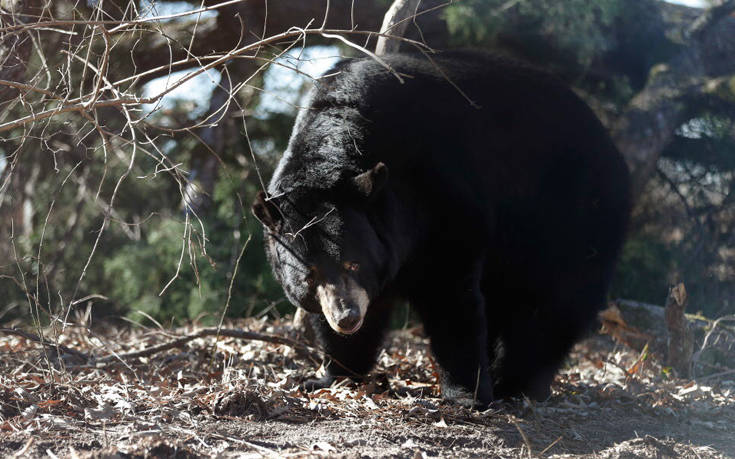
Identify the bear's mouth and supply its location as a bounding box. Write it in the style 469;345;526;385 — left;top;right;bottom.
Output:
315;278;369;335
330;315;364;335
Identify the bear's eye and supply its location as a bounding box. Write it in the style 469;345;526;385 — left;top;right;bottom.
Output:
343;261;360;272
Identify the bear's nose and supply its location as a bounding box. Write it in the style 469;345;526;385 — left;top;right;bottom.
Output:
335;307;361;332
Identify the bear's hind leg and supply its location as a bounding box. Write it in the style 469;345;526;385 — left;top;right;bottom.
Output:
493;312;580;400
493;285;606;401
412;261;494;407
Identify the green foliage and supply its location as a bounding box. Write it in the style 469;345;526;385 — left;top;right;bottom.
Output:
103;219;201;323
444;0;622;66
443;0;678;98
100;154;286;326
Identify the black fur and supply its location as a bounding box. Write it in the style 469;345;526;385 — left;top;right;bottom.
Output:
255;50;630;405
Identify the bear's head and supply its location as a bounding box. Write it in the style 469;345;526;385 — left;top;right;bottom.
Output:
252;163;389;335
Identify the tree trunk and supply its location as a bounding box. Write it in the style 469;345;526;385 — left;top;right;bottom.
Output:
613;3;735;197
375;0;422;55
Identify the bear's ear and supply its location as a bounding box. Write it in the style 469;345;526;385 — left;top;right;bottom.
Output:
350;162;389;199
252;191;281;230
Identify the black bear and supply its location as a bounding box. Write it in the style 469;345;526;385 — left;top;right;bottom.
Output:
252;50;630;406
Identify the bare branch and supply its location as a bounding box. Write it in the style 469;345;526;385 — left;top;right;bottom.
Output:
0;327;89;361
375;0;421;55
0;325;359;377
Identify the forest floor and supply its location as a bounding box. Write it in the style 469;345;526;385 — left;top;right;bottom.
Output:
1;316;734;458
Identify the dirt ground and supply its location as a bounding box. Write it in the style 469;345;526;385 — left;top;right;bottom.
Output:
1;317;734;458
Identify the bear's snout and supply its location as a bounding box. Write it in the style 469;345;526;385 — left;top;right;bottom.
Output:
316;277;369;335
334;304;362;333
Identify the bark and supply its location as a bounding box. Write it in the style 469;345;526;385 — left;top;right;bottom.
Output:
611;53;703;198
664;283;694;378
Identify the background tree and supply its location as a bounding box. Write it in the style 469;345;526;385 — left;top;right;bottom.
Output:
0;0;734;328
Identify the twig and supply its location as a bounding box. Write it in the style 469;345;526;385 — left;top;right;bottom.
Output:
93;327;312;363
1;324;357;377
472;365;481;408
0;28;429;133
210;233;253;363
383;0;454;36
0;327;90;361
320;31;404;83
692;314;735;378
94;327;363;378
538;436;563;456
0;0;248;34
512;419;534;458
70;294;109;306
84;26;111;109
159;213;190;296
697;367;735;382
0;80;59;98
414;45;480;109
